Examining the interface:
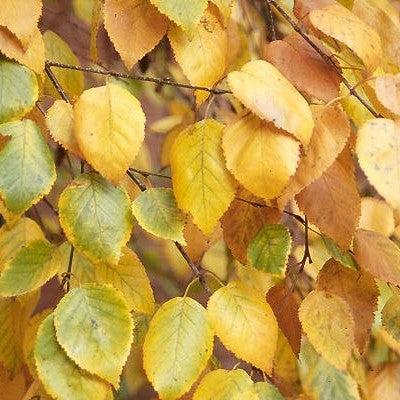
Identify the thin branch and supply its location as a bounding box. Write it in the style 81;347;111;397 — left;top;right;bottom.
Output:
265;0;381;118
44;64;71;102
62;245;75;292
45;61;232;95
129;168;171;180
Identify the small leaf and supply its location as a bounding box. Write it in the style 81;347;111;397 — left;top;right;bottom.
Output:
58;172;133;265
53;284;133;387
299;290;355;369
382;294;400;344
74;83;145;183
0;60;38;123
35;314;112;400
322;236;357;269
227;60;314;146
131;187;186;244
247;224;292;277
359;197;395;237
254;381;285;400
207;281;278;373
143;296;214;400
373;73;400;116
0;120;56;215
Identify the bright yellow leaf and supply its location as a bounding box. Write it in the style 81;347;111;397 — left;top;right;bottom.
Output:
359;197;394;237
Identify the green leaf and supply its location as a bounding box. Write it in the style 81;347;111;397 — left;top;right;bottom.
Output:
143;296;214;400
0;60;38;123
247;224;292;277
0;120;56;215
193;369;254;400
58;172;133;265
131;187;186;244
322;236;357;270
382;294;400;344
53;284;133;387
0;240;57;296
35;314;113;400
253;382;285;400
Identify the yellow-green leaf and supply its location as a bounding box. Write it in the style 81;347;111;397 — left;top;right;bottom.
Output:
227;60;314;146
143;296;214;400
35;314;112;400
58;172;133;265
254;382;285;400
0;120;56;215
132;187;186;244
382;294;400;344
74;83;146;183
299;290;355;369
207;281;278;373
0;60;38;123
53;284;133;387
170;119;235;235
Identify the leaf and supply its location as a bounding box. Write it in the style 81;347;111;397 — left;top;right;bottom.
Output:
382;294;400;345
247;224;292;277
278;104;351;208
254;381;285;400
221;189;281;264
46;99;82;157
359;197;395;237
367;363;400;400
316;259;378;352
149;0;208;31
309;3;382;71
296;146;360;249
299;290;355;369
143;296;214;400
207;281;278;373
0;240;57;296
74;83;145;183
35;314;112;400
0;120;56;215
53;284;133;387
373;74;400;116
168;8;227;104
227;60;314;146
192;369;254;400
43;31;84;99
131;187;186;244
357;118;400;209
222;114;301;199
95;247;155;314
322;236;357;269
0;364;26;400
264;33;340;102
104;0;168;70
170;119;235;235
299;340;361;400
0;60;38;123
354;229;400;285
58;172;133;265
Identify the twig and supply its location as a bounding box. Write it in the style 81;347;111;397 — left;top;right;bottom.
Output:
44;64;71;103
129;168;171;180
45;61;231;95
62;245;75;292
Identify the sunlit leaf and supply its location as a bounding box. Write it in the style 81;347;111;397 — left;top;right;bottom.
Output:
359;197;395;237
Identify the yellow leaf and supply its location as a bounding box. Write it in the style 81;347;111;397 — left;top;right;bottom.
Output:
104;0;168;69
168;8;227;104
53;284;133;387
170;119;236;235
299;290;355;369
359;197;395;237
207;281;278;373
357;118;400;209
227;60;314;146
309;3;382;71
74;83;146;183
223;114;300;199
373;74;400;116
143;296;214;400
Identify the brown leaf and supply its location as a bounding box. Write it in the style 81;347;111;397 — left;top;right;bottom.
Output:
294;0;334;26
367;363;400;400
316;259;378;352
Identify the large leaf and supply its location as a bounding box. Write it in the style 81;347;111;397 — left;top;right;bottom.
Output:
53;284;133;387
0;120;56;215
170;119;235;235
74;83;145;183
0;60;38;123
58;172;133;265
143;296;214;400
35;314;112;400
131;187;186;244
207;281;278;373
227;60;314;146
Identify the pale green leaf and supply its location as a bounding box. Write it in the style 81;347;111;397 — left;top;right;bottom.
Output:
143;296;214;400
58;172;133;265
53;284;133;387
132;187;186;244
322;236;357;270
0;120;56;215
247;224;292;277
254;381;285;400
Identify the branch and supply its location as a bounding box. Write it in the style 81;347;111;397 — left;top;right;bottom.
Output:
266;0;381;118
45;61;232;95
